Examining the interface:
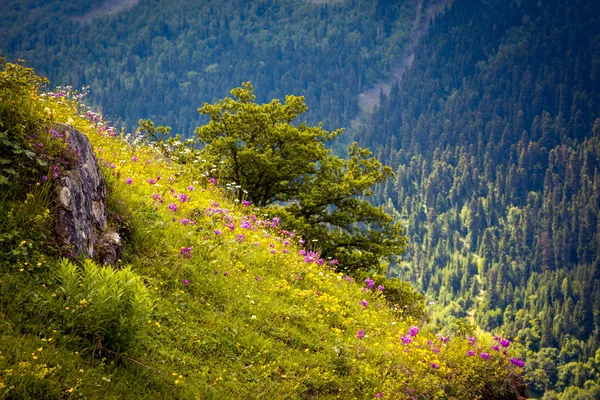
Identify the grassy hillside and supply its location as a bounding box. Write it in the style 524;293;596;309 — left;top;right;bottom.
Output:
0;61;526;399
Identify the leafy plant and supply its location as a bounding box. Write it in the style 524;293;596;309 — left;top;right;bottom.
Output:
53;259;152;352
195;82;407;272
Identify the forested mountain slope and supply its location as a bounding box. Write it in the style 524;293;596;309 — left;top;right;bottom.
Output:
0;0;417;134
355;0;600;397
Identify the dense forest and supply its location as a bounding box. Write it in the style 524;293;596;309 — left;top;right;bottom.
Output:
0;0;419;134
355;0;600;397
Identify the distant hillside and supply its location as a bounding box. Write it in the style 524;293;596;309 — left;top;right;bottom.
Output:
0;0;417;134
355;0;600;398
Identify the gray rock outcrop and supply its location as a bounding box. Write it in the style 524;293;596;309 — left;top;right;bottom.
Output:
54;124;121;264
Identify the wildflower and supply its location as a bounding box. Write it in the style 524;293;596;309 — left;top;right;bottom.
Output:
209;178;217;185
408;326;419;337
179;247;192;258
125;177;133;185
377;285;385;292
480;352;490;360
188;185;194;190
255;276;261;281
356;329;365;339
183;280;189;286
152;193;164;203
329;259;339;266
214;229;222;235
270;249;277;254
430;362;439;369
168;203;178;212
468;337;476;345
226;223;235;231
181;218;190;225
491;345;500;352
148;178;156;184
500;338;511;348
131;155;139;162
242;200;251;206
467;350;475;357
240;219;252;229
179;193;187;203
360;300;368;308
509;358;525;368
375;393;383;398
42;175;48;182
365;278;374;289
271;217;280;227
401;335;413;345
343;275;353;282
235;234;246;243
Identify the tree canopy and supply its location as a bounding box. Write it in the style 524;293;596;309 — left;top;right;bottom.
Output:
195;83;407;271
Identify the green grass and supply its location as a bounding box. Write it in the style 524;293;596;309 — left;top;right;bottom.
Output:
0;62;526;399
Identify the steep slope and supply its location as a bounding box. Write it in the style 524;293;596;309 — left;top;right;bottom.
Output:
0;62;527;399
354;0;600;397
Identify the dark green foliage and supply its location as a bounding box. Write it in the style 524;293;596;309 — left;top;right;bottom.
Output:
196;83;407;272
0;0;415;134
353;0;600;396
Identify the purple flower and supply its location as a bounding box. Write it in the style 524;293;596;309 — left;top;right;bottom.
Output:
491;345;500;352
125;177;133;185
375;393;383;398
255;276;261;281
188;185;194;191
343;275;353;282
377;285;385;292
242;200;251;206
329;259;339;266
364;278;374;289
467;350;475;357
131;155;139;162
152;193;164;203
480;352;490;360
500;339;511;348
360;300;369;308
430;362;439;369
209;178;217;185
183;279;189;286
179;247;192;258
468;337;476;345
214;229;222;235
401;335;413;345
179;193;187;203
408;326;419;337
148;178;156;184
226;223;235;231
271;217;280;227
509;358;525;368
240;219;252;229
235;234;246;243
41;175;48;182
356;329;365;339
168;203;178;212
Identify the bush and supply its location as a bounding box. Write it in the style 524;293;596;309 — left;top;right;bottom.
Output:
53;259;152;352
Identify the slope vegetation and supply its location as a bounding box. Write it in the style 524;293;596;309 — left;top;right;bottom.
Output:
0;62;527;399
